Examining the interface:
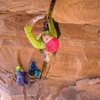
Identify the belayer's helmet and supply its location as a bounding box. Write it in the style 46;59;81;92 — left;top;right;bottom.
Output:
16;65;21;72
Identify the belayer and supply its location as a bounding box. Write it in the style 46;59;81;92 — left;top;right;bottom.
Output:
16;65;28;85
28;61;41;79
16;61;41;85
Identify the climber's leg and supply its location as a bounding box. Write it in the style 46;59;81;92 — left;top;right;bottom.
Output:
39;49;49;62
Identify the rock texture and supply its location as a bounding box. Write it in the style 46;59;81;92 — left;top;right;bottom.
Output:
0;0;49;77
53;0;100;25
0;0;100;100
0;0;50;14
56;79;100;100
49;23;100;81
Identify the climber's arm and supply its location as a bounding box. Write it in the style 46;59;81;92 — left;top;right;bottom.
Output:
24;24;45;49
48;18;57;38
24;15;45;49
47;11;57;38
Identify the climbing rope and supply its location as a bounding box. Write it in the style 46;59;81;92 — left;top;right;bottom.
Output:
40;0;56;79
40;61;47;79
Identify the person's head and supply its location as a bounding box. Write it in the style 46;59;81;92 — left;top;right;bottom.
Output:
16;65;21;72
42;34;53;44
42;34;59;53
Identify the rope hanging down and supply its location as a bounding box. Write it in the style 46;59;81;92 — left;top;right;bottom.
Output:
40;0;56;79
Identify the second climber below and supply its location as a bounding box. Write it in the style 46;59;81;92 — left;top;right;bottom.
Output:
24;13;59;61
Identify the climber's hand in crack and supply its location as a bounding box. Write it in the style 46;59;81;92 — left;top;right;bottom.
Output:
28;15;45;27
32;15;45;22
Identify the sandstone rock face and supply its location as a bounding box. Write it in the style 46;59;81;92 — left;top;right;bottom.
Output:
49;23;100;82
0;0;50;73
56;83;100;100
53;0;100;25
0;1;50;99
0;0;50;14
0;0;100;100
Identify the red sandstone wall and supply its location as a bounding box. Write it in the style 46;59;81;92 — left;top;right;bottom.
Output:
0;0;100;100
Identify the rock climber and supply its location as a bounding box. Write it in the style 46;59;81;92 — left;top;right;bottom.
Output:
28;60;41;78
16;65;28;85
16;61;41;85
24;14;59;62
